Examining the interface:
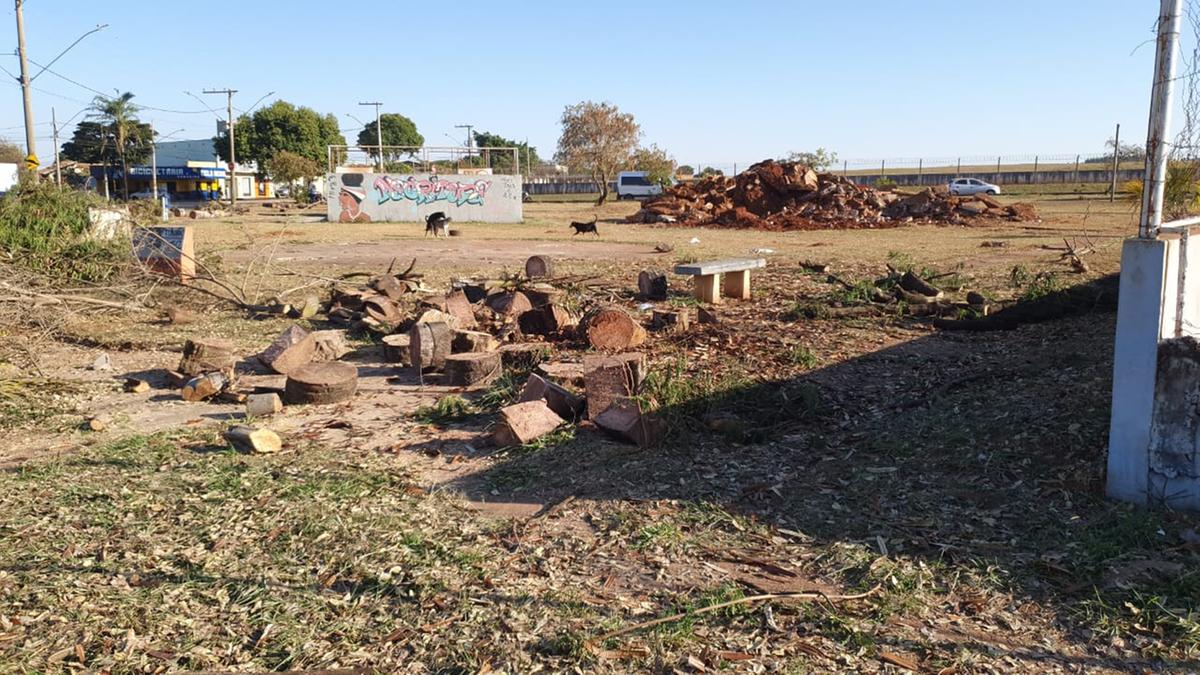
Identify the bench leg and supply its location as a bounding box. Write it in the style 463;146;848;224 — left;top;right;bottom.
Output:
723;270;751;300
693;273;721;304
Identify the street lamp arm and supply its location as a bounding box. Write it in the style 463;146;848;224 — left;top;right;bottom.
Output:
30;24;108;83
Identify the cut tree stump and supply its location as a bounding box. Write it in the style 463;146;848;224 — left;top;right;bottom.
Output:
488;291;533;318
246;392;283;417
651;309;689;333
178;339;236;377
519;373;585;421
363;296;403;325
499;343;552;370
584;307;646;351
443;289;478;330
452;330;498;353
181;372;230;402
258;325;316;375
519;304;578;336
583;353;646;419
638;269;669;300
284;362;358;405
537;361;587;387
492;400;565;447
594;397;662;447
525;255;554;279
382;334;411;364
224;425;282;454
416;308;459;328
444;351;503;387
410;321;453;371
311;330;351;362
524;284;564;309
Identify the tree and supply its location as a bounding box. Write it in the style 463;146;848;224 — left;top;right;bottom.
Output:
630;144;676;186
267;150;323;202
0;141;23;164
697;166;724;177
677;164;695;177
87;92;151;199
214;100;345;173
784;147;838;171
1085;138;1146;164
472;131;540;174
357;113;423;165
556;101;640;205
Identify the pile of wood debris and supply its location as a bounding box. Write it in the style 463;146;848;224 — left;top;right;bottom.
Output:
627;159;1038;230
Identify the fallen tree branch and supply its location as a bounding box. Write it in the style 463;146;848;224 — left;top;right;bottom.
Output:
590;585;881;644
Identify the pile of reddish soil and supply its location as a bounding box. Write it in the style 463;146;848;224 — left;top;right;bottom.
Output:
627;159;1038;230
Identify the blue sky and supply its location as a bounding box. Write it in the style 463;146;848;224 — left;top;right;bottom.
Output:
0;1;1175;170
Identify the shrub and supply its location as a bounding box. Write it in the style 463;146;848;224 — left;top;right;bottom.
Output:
0;182;132;282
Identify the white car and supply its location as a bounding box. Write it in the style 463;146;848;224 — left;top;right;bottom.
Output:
616;171;665;200
948;177;1000;196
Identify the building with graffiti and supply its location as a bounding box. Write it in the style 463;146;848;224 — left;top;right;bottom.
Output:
326;171;523;223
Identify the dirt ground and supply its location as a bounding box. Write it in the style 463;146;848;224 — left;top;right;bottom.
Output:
1;192;1197;674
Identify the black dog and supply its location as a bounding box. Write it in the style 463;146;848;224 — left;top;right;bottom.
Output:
425;211;451;237
569;217;599;236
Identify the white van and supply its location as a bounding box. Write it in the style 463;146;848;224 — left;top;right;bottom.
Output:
616;171;664;200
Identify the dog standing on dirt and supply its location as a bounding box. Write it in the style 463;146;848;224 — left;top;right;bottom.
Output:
569;217;599;237
425;211;451;237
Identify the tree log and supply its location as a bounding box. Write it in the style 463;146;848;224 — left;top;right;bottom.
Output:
519;373;585;421
258;325;316;375
651;309;689;333
583;353;646;419
594;397;662;447
488;291;533;318
369;274;406;300
362;295;403;325
382;334;411;363
519;304;578;336
899;271;943;299
584;306;646;351
638;269;669;300
444;351;503;387
224;425;282;454
525;255;554;279
246;392;283;417
178;339;237;377
409;321;453;371
492;400;565;447
443;289;478;329
311;330;351;362
498;343;552;371
283;362;358;404
452;330;498;353
181;372;229;402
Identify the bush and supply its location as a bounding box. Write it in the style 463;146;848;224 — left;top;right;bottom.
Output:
0;182;132;282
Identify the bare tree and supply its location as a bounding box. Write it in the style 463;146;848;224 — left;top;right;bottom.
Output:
556;101;640;205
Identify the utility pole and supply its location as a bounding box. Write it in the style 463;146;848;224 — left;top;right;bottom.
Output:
1140;0;1184;238
51;107;60;187
204;88;237;204
1110;123;1121;203
359;101;383;172
455;123;474;160
150;121;158;211
14;0;35;170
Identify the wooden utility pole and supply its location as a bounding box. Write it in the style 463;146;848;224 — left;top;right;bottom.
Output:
204;88;237;204
14;0;35;170
1110;123;1121;203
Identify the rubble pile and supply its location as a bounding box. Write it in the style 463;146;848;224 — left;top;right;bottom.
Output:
628;159;1038;230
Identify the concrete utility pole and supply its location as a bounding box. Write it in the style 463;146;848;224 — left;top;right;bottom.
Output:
51;107;60;187
359;101;383;172
1140;0;1183;238
1110;123;1121;203
14;0;35;167
455;123;474;159
204;88;238;204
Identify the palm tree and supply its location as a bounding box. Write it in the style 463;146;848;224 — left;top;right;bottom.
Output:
91;91;142;199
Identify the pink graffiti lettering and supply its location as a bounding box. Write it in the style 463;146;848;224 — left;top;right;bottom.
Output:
373;175;491;207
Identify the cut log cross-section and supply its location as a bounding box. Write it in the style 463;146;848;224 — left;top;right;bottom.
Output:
410;321;454;371
258;325;316;375
525;255;554;279
311;330;351;362
382;334;411;364
245;393;283;417
583;353;646;419
638;268;669;300
452;330;498;353
284;362;359;405
492;400;565;447
224;425;283;454
519;373;585;421
181;371;230;402
444;351;503;387
585;307;646;351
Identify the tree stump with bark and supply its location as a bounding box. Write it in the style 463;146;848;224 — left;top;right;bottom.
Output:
382;334;411;364
638;269;669;300
283;362;358;404
178;339;237;377
525;255;554;279
181;372;230;402
410;321;453;371
444;351;503;387
584;307;646;351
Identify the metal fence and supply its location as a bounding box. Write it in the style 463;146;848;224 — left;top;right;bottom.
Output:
327;145;522;175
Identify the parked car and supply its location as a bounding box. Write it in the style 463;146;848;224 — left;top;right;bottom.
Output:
616;171;665;200
948;177;1001;196
130;187;171;206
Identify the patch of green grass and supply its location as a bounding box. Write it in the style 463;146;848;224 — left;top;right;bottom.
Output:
788;345;820;368
831;279;878;305
474;372;522;413
412;395;474;426
1009;264;1033;288
1020;271;1063;302
633;522;683;551
783;301;829;321
0;377;84;431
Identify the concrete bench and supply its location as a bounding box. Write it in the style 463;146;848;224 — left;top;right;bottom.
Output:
673;258;766;304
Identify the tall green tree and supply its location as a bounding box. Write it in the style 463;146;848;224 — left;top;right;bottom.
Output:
630;144;676;186
87;92;151;199
556;101;640;205
471;131;539;174
0;141;24;164
357;113;423;166
213;100;344;174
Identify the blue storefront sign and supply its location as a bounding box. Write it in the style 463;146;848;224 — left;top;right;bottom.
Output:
94;166;226;180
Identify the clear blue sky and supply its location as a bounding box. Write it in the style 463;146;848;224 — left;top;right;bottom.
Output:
0;1;1175;170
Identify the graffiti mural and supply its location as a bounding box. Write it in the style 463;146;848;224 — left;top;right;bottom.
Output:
373;175;492;207
327;172;522;224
